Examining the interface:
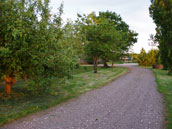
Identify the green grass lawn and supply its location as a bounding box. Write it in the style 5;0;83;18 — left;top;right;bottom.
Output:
0;66;128;126
152;69;172;129
107;61;124;65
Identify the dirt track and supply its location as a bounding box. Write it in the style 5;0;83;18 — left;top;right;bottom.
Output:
1;66;164;129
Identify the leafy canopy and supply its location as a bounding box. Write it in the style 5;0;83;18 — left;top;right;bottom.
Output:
0;0;79;92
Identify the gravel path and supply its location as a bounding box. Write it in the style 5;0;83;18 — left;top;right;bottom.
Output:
1;66;164;129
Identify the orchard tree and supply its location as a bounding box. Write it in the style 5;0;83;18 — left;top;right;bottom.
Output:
77;12;122;72
98;11;138;67
77;11;137;72
0;0;40;93
0;0;78;94
83;24;107;73
99;28;124;68
61;20;84;59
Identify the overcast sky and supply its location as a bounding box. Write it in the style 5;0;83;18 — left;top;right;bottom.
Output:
50;0;156;53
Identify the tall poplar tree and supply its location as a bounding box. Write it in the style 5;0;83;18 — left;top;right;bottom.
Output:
150;0;172;74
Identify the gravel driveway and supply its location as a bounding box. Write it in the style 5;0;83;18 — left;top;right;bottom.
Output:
1;66;164;129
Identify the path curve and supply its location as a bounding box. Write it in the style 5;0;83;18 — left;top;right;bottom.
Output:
1;66;164;129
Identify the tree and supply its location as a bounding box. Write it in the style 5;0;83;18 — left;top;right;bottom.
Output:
61;20;84;59
0;0;39;93
149;0;172;74
146;49;160;66
98;11;138;67
83;24;106;73
137;48;148;66
136;48;160;66
77;12;123;72
0;0;78;94
77;11;138;72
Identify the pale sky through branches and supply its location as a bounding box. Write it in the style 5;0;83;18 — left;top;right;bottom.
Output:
50;0;156;53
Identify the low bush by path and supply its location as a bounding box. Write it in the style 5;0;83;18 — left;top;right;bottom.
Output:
0;66;128;126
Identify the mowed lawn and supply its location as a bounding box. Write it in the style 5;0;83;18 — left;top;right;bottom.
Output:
0;66;128;126
153;69;172;129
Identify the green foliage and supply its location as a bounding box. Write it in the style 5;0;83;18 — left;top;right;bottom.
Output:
130;53;139;63
0;0;79;92
136;48;160;66
61;20;84;59
98;11;138;62
149;0;172;72
77;12;116;72
77;11;138;72
137;48;147;66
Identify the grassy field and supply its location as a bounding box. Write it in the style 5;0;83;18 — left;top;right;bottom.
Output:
152;69;172;129
0;66;128;126
107;61;124;65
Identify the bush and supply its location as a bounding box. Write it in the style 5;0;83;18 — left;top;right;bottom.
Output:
136;48;161;66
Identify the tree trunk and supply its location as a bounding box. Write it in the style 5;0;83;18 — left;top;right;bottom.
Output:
24;75;27;80
94;64;97;73
112;61;114;68
5;76;15;94
92;56;98;73
103;61;109;68
168;67;172;76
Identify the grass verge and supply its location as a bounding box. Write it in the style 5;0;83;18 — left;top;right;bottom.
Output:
152;69;172;129
0;66;128;126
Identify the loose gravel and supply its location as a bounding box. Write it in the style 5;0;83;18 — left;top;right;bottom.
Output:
1;66;164;129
